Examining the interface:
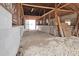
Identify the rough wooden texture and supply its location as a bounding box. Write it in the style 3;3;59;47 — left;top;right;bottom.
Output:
55;11;64;37
61;23;72;37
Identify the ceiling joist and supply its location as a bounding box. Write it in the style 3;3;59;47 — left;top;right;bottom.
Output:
38;9;79;20
23;3;79;20
56;3;61;8
23;3;79;14
38;10;55;19
58;9;79;13
22;4;54;10
59;3;70;9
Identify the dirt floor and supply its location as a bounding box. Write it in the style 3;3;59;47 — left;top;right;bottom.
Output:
17;30;53;56
17;30;79;56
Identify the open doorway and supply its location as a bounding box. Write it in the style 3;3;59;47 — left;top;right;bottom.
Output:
25;20;36;31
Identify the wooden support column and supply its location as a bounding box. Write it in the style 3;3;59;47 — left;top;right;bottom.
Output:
16;4;21;25
48;14;50;25
43;17;46;25
21;3;25;25
59;3;70;9
12;4;18;25
55;11;64;37
56;3;61;8
77;24;79;36
37;19;40;25
43;17;45;25
73;13;79;36
42;18;43;25
43;9;46;25
48;14;51;34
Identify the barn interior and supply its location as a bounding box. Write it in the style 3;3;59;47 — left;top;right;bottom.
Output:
0;3;79;56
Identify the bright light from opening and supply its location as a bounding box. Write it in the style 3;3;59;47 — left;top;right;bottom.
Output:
65;20;71;25
25;20;36;30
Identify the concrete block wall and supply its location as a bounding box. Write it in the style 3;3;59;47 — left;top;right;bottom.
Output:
0;5;12;29
19;25;25;38
36;13;77;36
0;27;20;56
0;5;24;56
36;25;58;36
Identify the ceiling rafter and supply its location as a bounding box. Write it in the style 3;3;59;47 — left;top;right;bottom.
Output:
23;3;79;20
23;3;79;14
59;3;70;9
38;9;79;20
22;4;54;10
55;3;58;8
70;4;78;11
57;9;79;13
21;3;24;19
38;10;55;19
56;3;61;8
72;4;79;11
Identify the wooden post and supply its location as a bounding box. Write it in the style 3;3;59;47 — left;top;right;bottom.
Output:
42;18;43;25
77;24;79;36
73;14;79;36
12;4;18;25
48;14;51;34
48;14;50;25
56;3;61;8
16;4;21;25
43;9;46;25
59;3;70;9
55;11;64;37
21;3;25;25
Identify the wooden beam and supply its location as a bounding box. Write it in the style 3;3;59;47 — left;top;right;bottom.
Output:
48;13;51;34
12;4;18;25
57;6;77;14
59;3;70;9
48;14;51;25
43;9;46;24
56;3;61;8
77;24;79;37
43;10;54;19
58;9;74;12
38;9;79;20
20;3;25;25
55;3;57;8
73;14;79;36
40;9;79;19
55;11;64;37
22;4;54;10
58;8;79;13
17;4;21;25
23;3;75;13
23;3;79;14
21;3;24;18
23;3;79;20
38;9;78;20
39;10;55;19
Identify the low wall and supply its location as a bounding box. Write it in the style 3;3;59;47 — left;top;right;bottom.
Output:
36;25;58;36
19;25;25;38
0;26;24;56
36;25;74;36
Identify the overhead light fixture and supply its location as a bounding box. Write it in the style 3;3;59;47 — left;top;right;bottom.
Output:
31;8;34;12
